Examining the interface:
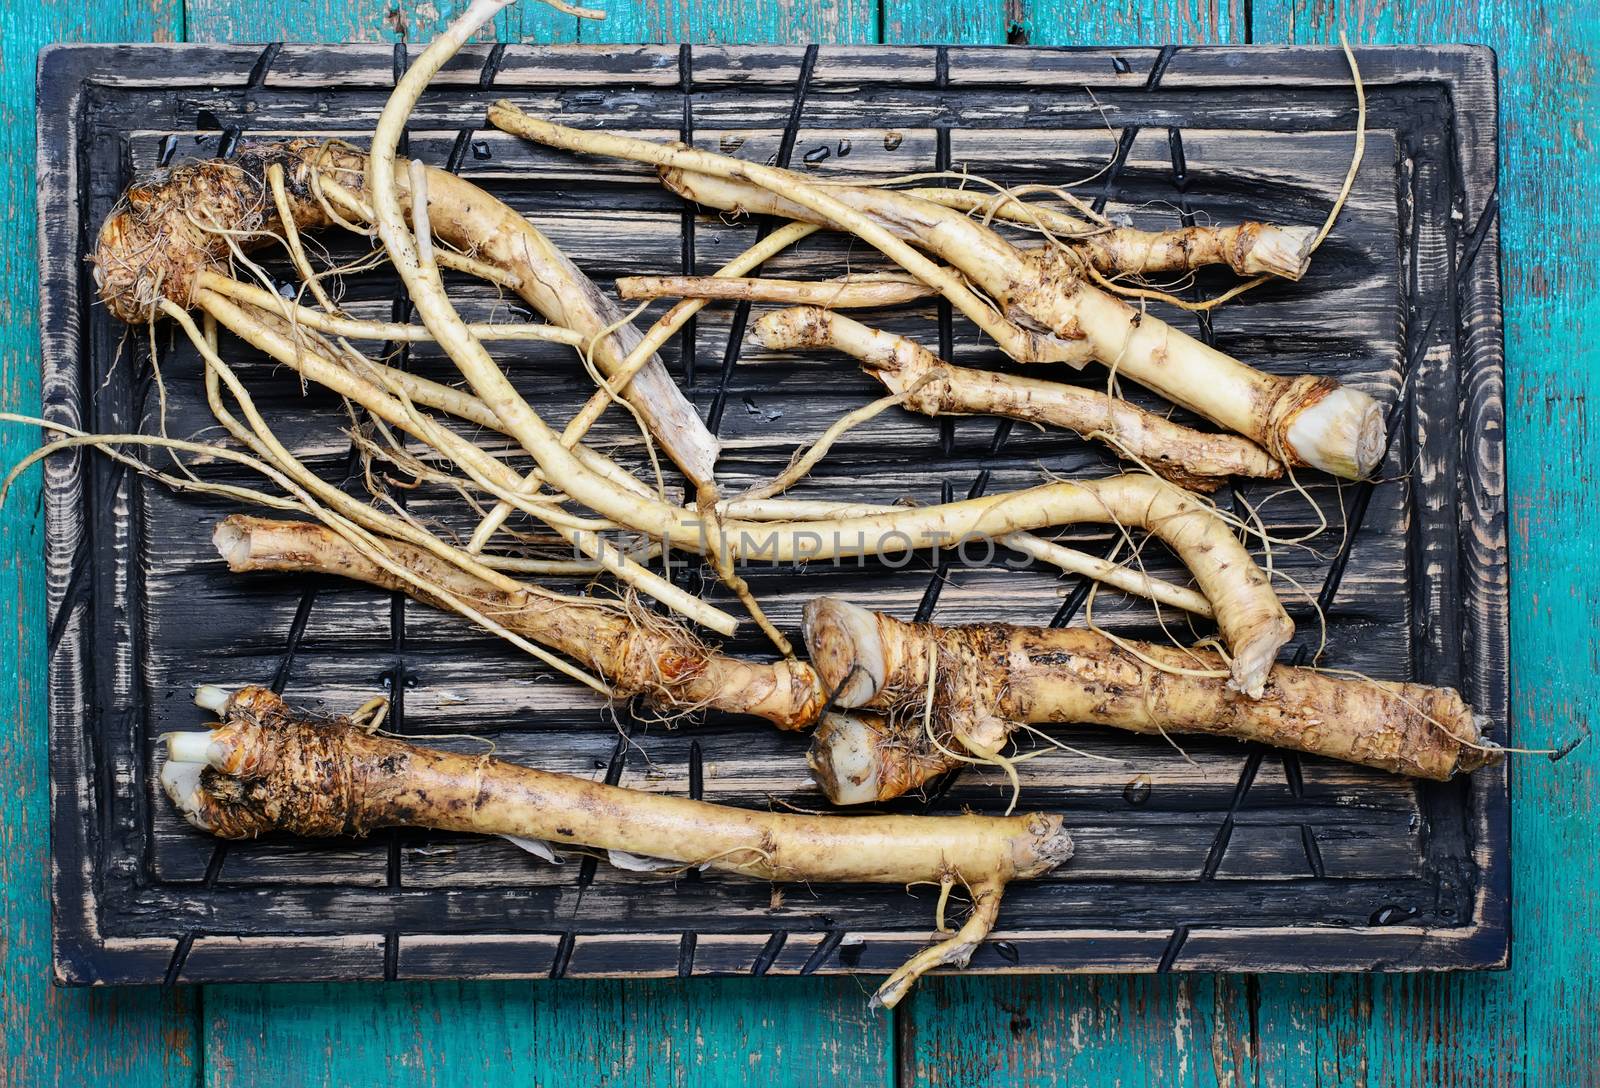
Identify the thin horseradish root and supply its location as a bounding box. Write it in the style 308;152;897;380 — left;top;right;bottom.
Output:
802;598;1500;804
617;271;936;308
161;686;1073;1007
754;306;1282;491
486;107;1380;478
905;187;1319;280
215;515;824;730
644;159;1385;480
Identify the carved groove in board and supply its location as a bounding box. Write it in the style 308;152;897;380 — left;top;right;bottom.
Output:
1455;188;1499;304
800;930;845;975
678;43;699;386
677;932;697;978
751;931;787;975
1155;923;1189;973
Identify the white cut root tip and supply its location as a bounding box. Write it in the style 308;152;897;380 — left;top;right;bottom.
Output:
807;713;885;806
212;519;250;569
194;684;234;713
165;730;226;767
802;597;887;709
1285;386;1385;480
158;755;210;830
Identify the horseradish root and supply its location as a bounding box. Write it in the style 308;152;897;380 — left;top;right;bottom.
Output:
347;12;1300;659
488;120;1382;478
907;188;1319;280
92;137;720;489
214;515;823;730
753;306;1282;491
618;271;936;308
802;598;1498;803
161;686;1074;1006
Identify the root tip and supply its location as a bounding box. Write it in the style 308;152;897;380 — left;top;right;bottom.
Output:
1285;386;1386;480
212;517;252;569
158;752;212;831
801;597;887;709
1243;224;1318;280
194;684;234;713
807;713;887;805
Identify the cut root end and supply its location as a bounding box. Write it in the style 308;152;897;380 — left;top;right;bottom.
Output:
802;597;887;709
1240;224;1318;280
1284;385;1386;480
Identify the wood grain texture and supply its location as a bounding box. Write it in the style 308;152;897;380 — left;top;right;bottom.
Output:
183;0;580;45
2;7;194;1088
183;0;874;46
903;2;1599;1086
44;37;1487;968
5;4;1580;1088
1010;0;1246;46
203;978;890;1085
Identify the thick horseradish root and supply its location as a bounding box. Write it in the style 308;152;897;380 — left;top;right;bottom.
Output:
218;459;1294;699
753;305;1282;491
161;686;1073;1007
485;108;1381;478
215;515;823;730
802;598;1499;804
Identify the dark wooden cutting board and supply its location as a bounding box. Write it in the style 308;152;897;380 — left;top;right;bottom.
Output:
36;41;1507;985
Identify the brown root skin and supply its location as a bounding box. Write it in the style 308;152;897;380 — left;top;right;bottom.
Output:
746;472;1291;696
94;139;720;488
161;686;1074;1007
94;142;358;325
753;306;1283;491
214;515;823;730
802;597;1499;802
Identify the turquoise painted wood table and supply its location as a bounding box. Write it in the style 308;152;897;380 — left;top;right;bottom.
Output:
2;0;1594;1083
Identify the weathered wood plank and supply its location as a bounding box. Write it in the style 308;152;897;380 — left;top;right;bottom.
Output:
183;0;578;46
204;977;889;1086
1008;0;1247;46
577;0;876;44
1;3;198;1086
183;0;875;48
882;1;1008;45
